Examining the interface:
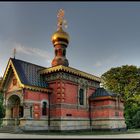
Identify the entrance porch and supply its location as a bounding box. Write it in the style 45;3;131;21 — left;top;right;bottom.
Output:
3;94;23;126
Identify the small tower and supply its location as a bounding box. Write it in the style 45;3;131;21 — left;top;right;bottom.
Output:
51;9;70;67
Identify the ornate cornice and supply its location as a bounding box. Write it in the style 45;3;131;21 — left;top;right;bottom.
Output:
23;84;52;93
39;65;101;82
45;72;100;88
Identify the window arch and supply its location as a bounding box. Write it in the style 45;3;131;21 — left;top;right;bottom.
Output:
42;101;47;116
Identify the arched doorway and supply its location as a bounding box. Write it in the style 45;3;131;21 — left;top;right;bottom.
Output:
7;95;23;119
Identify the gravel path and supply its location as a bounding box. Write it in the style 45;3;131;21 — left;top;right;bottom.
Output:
0;132;140;139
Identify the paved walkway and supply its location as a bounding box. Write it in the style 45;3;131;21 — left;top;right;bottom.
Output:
0;132;140;139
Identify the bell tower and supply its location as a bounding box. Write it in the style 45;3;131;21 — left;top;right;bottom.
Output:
51;9;70;67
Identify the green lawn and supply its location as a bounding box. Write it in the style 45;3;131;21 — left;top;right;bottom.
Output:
23;129;140;135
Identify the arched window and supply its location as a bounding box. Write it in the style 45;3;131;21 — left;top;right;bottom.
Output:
42;101;47;116
30;106;32;118
30;106;33;118
19;106;23;118
79;89;84;105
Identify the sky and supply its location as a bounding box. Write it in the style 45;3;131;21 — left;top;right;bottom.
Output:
0;2;140;77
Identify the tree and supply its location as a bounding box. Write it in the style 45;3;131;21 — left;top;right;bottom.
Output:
0;93;4;118
132;110;140;128
0;77;5;126
101;65;140;128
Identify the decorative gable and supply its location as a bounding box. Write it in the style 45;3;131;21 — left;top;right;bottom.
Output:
7;75;21;93
1;58;52;93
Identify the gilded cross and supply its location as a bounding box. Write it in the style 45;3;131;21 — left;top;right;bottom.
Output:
57;9;68;30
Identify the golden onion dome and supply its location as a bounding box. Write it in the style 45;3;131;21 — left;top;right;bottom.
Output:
51;27;70;46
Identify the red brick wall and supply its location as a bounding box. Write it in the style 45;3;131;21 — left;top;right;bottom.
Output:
33;103;40;119
61;108;89;118
50;108;91;118
64;81;78;104
91;98;125;119
24;89;49;119
24;90;48;101
49;79;96;118
87;87;96;98
49;80;60;104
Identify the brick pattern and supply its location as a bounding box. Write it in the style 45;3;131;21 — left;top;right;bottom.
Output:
24;90;48;101
33;103;40;119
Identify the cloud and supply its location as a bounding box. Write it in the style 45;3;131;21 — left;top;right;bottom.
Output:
95;55;118;68
0;40;53;76
95;61;102;67
14;42;52;63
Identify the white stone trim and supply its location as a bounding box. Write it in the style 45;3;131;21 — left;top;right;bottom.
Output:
24;100;41;104
6;91;23;106
41;100;49;106
50;117;90;120
78;87;86;107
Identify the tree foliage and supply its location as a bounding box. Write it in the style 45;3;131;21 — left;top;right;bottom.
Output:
0;93;5;119
0;77;5;126
132;110;140;128
101;65;140;128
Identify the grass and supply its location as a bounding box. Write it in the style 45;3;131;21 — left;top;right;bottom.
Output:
22;129;140;135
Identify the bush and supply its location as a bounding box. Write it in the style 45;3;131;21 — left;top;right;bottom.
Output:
0;93;5;126
132;111;140;128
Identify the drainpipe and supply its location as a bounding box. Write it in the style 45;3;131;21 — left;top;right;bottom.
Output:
48;92;51;131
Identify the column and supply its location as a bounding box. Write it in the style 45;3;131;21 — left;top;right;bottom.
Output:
23;103;32;119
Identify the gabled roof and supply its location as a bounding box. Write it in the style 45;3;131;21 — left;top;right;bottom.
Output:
39;65;101;82
1;58;51;92
90;88;117;99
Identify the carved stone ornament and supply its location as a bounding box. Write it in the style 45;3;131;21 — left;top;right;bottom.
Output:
46;72;99;88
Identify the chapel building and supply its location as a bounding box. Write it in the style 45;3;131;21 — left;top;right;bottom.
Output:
1;9;126;131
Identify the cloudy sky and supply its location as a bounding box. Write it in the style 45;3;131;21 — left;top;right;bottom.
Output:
0;2;140;77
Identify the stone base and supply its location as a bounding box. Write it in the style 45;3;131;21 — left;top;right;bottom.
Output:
49;117;91;131
92;127;127;132
19;118;49;131
2;117;127;132
2;118;20;126
92;118;126;130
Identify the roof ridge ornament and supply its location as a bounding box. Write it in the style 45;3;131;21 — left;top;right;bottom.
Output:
57;9;68;30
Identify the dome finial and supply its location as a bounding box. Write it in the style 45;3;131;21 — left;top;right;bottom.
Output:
57;9;68;30
51;9;69;67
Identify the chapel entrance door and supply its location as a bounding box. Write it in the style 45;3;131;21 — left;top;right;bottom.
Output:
7;95;23;125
